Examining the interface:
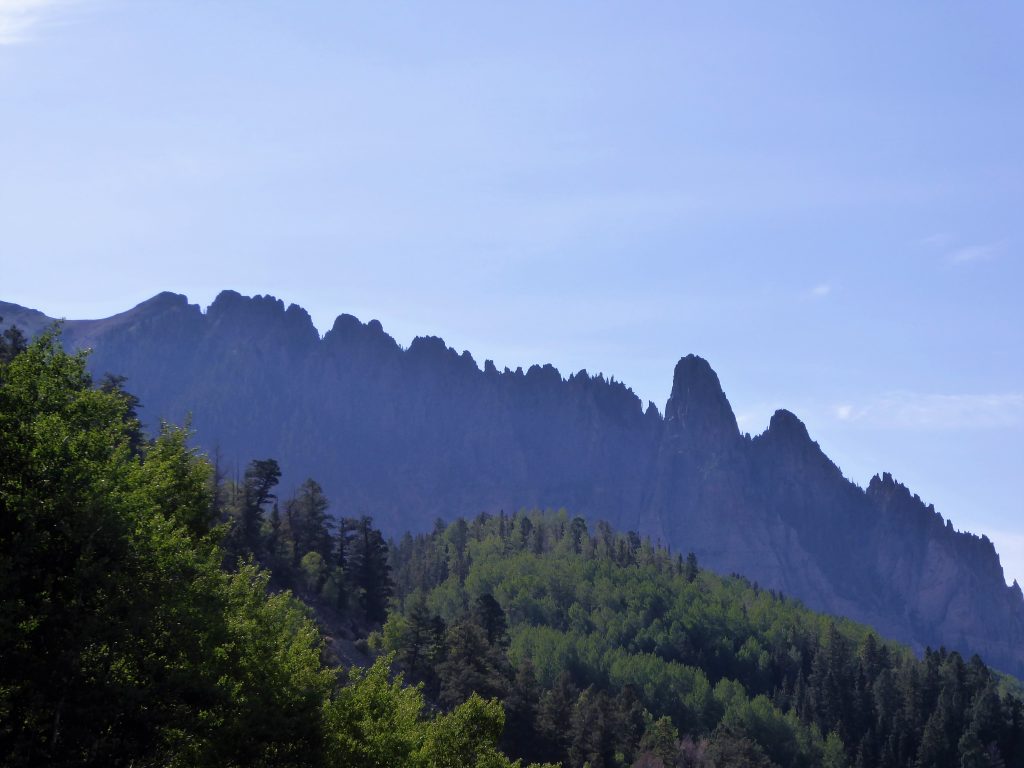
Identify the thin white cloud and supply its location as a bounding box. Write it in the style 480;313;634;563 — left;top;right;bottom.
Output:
809;283;832;299
832;392;1024;430
947;243;1000;265
0;0;79;45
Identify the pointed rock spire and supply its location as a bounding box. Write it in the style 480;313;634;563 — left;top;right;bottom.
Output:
663;354;740;450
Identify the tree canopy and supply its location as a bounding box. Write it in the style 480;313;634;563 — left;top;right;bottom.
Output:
0;333;542;768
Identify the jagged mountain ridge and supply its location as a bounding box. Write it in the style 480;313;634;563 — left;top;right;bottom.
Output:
3;290;1022;676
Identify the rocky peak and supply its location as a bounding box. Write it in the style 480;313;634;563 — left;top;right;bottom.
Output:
408;335;455;362
205;291;317;346
663;354;740;449
754;408;841;476
325;314;396;348
526;363;563;389
868;472;948;537
130;291;191;314
766;409;810;442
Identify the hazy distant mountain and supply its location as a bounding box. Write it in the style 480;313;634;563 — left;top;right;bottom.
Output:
4;290;1022;676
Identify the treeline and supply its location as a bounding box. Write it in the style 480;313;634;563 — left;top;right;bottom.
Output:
213;456;393;626
383;512;1024;767
0;331;548;767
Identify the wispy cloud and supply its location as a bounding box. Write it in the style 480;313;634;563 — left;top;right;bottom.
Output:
0;0;80;45
918;232;1005;267
809;283;832;299
947;242;1000;265
832;392;1024;430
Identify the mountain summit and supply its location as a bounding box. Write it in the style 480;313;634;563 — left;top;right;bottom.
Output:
4;292;1022;675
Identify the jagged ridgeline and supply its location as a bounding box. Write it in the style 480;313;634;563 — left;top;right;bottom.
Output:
2;291;1022;677
384;511;1024;767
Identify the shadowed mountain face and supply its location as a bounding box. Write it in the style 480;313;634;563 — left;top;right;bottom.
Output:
4;291;1023;675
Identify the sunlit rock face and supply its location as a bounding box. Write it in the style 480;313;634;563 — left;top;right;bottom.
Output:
4;292;1022;676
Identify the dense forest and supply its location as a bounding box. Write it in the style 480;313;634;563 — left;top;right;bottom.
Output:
3;325;1024;767
0;328;549;767
380;515;1024;767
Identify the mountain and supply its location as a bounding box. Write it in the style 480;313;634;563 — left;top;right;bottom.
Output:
3;291;1022;676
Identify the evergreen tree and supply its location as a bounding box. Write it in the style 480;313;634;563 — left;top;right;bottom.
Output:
473;593;509;648
97;373;145;456
437;620;510;710
397;591;447;696
535;672;578;762
639;715;681;767
568;687;614;768
285;477;332;567
0;318;27;365
684;552;699;583
503;657;543;762
241;457;280;547
345;515;392;622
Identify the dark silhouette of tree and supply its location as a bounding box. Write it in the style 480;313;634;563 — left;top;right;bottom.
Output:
241;458;280;546
97;373;145;455
344;515;392;622
685;551;699;583
0;318;27;365
473;593;509;648
437;620;509;710
284;478;332;567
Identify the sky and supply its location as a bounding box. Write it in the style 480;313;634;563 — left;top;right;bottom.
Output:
1;2;1022;583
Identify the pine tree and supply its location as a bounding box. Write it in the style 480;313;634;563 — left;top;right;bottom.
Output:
344;515;392;622
473;593;509;648
684;552;699;583
284;478;332;567
0;318;27;364
502;657;543;762
241;458;280;548
398;591;446;695
535;672;578;762
437;620;509;709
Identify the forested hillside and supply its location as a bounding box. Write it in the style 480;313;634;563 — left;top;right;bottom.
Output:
0;332;547;768
382;512;1024;767
2;292;1021;678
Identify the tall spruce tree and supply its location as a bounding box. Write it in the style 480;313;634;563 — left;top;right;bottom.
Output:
241;457;280;547
344;515;392;622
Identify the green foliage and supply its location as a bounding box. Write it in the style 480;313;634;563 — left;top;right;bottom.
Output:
0;334;333;766
325;655;556;768
325;656;426;766
0;316;28;364
0;335;529;768
387;511;1024;768
417;694;507;768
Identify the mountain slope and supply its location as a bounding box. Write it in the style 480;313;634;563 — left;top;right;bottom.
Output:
385;510;1024;767
3;291;1022;676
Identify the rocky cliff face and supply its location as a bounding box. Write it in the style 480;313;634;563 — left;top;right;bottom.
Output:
3;291;1022;676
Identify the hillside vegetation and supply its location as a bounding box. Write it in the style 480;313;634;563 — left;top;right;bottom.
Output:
382;512;1024;767
0;332;547;768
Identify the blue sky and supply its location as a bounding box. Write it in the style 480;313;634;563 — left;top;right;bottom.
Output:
2;2;1022;582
